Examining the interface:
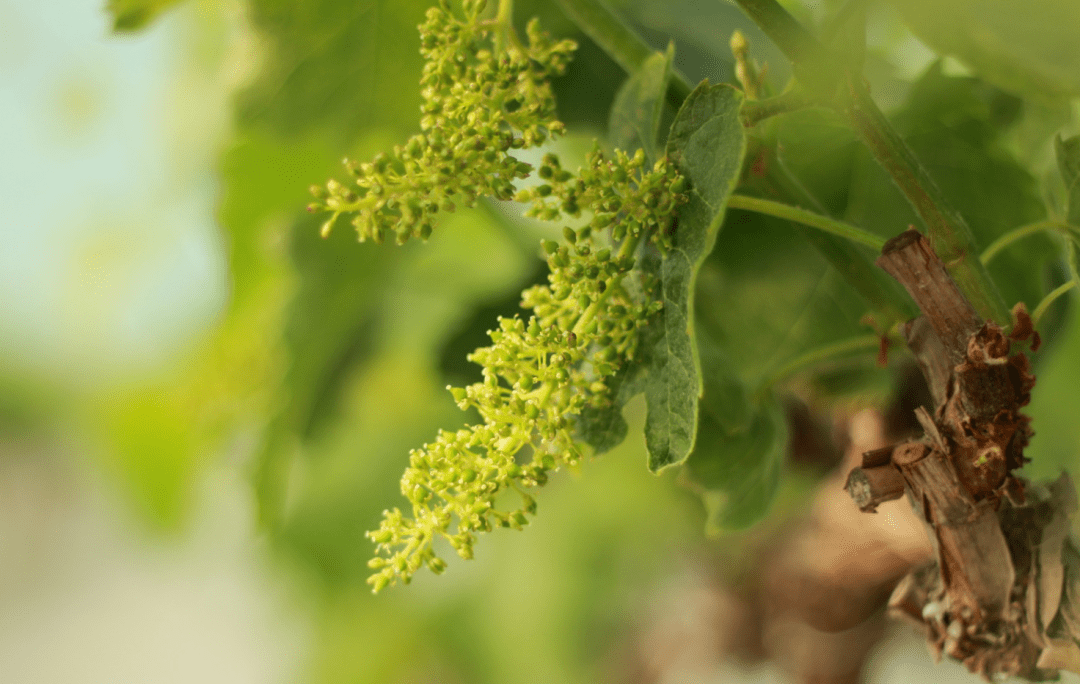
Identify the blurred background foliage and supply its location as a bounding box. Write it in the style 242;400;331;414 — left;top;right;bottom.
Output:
2;0;1080;682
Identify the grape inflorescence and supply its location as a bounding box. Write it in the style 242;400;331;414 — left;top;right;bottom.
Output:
305;0;687;592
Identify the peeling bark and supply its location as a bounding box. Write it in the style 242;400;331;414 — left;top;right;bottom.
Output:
845;229;1077;680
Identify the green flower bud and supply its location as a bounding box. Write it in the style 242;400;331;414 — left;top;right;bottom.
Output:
370;573;391;593
428;557;447;574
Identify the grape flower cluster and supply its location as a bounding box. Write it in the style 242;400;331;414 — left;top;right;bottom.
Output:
367;148;686;592
308;0;576;244
304;0;688;592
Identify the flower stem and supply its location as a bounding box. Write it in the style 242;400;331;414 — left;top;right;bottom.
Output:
980;220;1065;265
726;194;885;250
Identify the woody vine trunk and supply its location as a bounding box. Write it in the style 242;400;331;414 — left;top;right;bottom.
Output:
845;229;1079;679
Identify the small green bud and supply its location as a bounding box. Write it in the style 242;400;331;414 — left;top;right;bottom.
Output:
449;386;468;405
370;573;391;593
428;557;447;574
591;213;612;229
542;239;559;255
370;528;393;544
562;226;577;244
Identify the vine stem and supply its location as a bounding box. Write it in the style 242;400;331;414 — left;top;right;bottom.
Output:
552;0;691;109
980;220;1065;265
845;78;1007;323
1032;281;1076;327
727;194;885;250
729;0;1010;325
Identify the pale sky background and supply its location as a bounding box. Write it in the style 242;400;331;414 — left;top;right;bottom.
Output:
0;0;234;386
0;2;305;683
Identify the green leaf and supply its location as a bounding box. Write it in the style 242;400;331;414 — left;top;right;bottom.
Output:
607;43;674;161
681;394;787;533
239;0;431;142
639;82;747;472
575;360;648;456
694;207;882;400
844;65;1054;311
107;0;183;31
1054;136;1080;305
887;0;1080;100
1056;135;1080;227
1026;302;1080;480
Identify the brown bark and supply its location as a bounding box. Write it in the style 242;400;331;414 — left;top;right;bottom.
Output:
844;229;1073;680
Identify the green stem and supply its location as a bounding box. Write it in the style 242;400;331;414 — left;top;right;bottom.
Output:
726;194;885;250
729;0;1008;323
553;0;691;109
740;88;816;127
728;0;825;67
495;0;512;25
1032;281;1076;328
845;78;1007;323
980;220;1065;265
756;333;882;393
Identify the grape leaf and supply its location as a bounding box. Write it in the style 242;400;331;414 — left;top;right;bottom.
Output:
576;360;649;456
607;42;674;161
1057;135;1080;228
681;393;786;533
887;0;1080;100
694;210;877;394
1057;135;1080;290
239;0;430;142
844;64;1054;311
107;0;183;31
1024;137;1080;480
639;82;747;472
